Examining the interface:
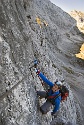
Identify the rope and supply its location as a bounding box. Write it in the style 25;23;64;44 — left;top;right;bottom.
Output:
0;60;35;101
37;75;44;86
0;60;43;101
0;76;26;101
0;59;34;101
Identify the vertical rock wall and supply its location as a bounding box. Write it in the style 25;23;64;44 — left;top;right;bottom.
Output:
0;0;84;125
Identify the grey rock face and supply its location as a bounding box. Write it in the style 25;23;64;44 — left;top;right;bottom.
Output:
0;0;84;125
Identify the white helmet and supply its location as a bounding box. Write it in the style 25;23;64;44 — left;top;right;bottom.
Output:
55;79;64;85
56;81;62;85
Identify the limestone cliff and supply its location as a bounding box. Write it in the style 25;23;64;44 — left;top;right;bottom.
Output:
69;10;84;33
0;0;84;125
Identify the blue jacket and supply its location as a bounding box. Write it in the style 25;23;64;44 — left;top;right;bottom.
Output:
38;72;61;114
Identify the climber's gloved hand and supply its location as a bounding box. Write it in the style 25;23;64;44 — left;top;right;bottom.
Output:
35;68;40;75
34;60;38;68
51;112;55;116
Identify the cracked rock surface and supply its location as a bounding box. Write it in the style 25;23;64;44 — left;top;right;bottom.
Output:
0;0;84;125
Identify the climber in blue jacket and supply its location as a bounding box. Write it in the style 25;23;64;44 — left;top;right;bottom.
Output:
35;69;61;116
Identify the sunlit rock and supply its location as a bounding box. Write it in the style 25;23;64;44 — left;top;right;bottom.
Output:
75;43;84;59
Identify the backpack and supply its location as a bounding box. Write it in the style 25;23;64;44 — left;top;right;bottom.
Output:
47;85;69;102
59;85;69;101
